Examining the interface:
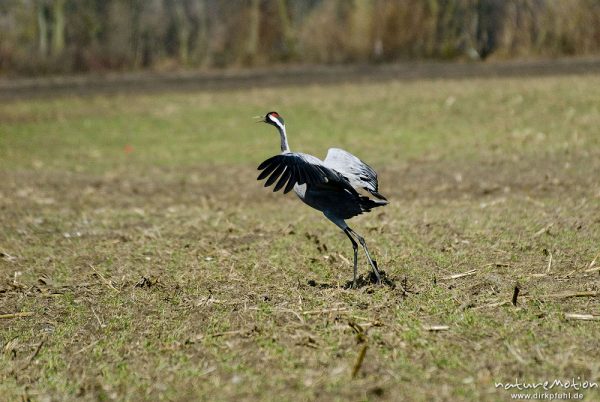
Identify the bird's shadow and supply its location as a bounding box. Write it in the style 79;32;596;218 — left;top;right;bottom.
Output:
307;270;396;290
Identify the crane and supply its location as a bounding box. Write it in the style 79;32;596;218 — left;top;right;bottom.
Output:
256;111;388;288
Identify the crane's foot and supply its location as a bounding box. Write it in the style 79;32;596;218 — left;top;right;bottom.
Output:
369;271;382;285
345;271;388;289
344;278;363;289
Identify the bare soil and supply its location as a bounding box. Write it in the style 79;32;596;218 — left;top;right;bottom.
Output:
2;57;600;100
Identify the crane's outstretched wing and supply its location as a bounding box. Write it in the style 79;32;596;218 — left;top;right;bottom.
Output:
323;148;387;200
257;152;356;195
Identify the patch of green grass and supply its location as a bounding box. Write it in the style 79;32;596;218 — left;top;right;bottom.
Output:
1;75;600;401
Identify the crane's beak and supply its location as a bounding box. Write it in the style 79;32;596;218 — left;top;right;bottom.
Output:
253;115;265;123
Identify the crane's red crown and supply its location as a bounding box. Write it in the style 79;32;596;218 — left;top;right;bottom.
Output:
265;111;285;126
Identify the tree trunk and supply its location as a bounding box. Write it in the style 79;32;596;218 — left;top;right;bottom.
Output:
174;2;190;65
245;0;261;65
277;0;295;60
130;0;143;68
37;0;49;56
195;0;209;65
51;0;66;55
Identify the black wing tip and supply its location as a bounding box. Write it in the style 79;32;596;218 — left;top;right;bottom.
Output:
283;176;296;193
257;155;280;170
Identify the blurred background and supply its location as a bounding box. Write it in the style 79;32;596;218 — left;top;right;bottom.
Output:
1;0;600;77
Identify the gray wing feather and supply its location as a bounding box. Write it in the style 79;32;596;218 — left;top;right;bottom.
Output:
323;148;386;199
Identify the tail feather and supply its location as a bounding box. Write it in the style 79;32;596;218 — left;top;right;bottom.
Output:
359;196;388;212
368;189;388;201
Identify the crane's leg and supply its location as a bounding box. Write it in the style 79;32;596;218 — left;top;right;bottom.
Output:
322;213;379;288
347;227;382;285
343;228;359;288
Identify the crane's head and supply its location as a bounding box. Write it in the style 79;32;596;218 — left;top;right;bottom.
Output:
261;111;285;130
